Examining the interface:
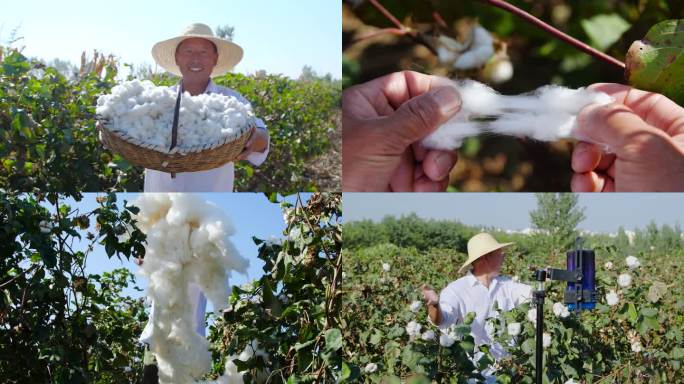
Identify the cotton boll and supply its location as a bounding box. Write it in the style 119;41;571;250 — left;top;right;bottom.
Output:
406;320;422;337
453;26;494;70
618;273;632;287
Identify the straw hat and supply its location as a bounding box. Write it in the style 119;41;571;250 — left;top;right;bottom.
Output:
458;233;514;273
151;23;243;78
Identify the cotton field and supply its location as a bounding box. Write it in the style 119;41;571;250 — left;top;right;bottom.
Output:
96;80;254;150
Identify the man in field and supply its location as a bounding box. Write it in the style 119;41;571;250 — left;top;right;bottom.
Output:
146;22;270;192
422;232;532;359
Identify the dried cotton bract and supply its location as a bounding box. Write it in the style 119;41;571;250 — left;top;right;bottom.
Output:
97;80;254;150
422;79;614;150
135;194;249;384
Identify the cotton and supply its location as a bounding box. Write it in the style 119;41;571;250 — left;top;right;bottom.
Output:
422;79;614;150
605;290;619;306
135;193;249;384
436;26;494;70
405;320;422;337
507;322;521;336
625;255;640;269
618;273;632;288
97;80;254;151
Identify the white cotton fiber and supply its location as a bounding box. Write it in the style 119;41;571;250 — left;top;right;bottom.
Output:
97;80;254;150
422;79;613;150
454;26;494;70
135;193;249;384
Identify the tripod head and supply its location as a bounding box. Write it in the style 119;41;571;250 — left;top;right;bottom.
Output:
531;237;596;312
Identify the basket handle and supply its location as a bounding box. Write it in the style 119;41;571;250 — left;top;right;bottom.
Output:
170;79;183;151
168;80;183;179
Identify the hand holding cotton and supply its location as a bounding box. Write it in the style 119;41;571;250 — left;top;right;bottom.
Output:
422;79;614;150
135;194;249;384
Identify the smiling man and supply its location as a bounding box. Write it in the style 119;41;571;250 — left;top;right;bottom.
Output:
146;23;270;192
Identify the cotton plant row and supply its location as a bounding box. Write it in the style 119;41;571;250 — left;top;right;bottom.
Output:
489;255;661;382
421;78;613;150
96;80;254;151
134;193;249;384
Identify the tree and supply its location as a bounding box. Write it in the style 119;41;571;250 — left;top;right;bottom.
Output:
215;24;235;41
0;192;147;383
529;193;585;263
208;193;346;382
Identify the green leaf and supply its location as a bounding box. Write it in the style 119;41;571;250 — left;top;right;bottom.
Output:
2;51;30;75
105;239;116;258
672;347;684;360
626;19;684;106
323;328;343;352
581;14;631;51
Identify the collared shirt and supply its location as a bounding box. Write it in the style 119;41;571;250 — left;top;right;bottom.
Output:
143;79;270;192
438;272;532;358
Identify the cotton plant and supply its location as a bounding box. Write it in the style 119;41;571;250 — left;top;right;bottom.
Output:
421;78;613;150
96;79;254;151
134;193;249;384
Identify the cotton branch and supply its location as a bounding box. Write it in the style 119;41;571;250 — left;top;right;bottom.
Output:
479;0;625;70
356;0;438;55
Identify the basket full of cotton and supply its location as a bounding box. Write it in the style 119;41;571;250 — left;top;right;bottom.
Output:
134;193;249;383
96;80;255;173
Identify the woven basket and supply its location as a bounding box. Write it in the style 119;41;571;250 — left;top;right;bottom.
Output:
98;121;253;174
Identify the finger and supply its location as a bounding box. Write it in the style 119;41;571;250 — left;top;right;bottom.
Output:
571;141;602;173
412;141;428;162
602;176;616;192
596;152;616;172
570;171;607;192
389;150;415;192
382;86;462;148
422;150;458;181
413;175;449;192
574;102;655;153
589;83;684;136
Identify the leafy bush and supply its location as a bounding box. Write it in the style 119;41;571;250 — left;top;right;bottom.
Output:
207;193;347;382
0;192;147;383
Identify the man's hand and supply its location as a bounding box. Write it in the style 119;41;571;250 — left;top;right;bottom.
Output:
421;284;441;325
421;284;439;306
571;83;684;191
236;126;269;161
343;71;462;192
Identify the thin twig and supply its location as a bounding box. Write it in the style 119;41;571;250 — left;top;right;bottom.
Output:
368;0;405;30
0;264;38;289
480;0;625;70
355;27;409;42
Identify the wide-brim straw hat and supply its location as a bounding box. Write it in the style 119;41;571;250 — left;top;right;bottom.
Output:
151;23;243;78
458;233;514;273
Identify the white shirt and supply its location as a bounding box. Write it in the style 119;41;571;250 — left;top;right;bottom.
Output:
144;80;270;192
438;273;532;359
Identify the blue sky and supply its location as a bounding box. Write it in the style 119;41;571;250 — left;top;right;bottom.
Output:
343;193;684;234
48;193;309;302
1;0;341;79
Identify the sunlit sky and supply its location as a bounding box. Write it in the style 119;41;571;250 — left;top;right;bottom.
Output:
1;0;341;79
344;193;684;234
